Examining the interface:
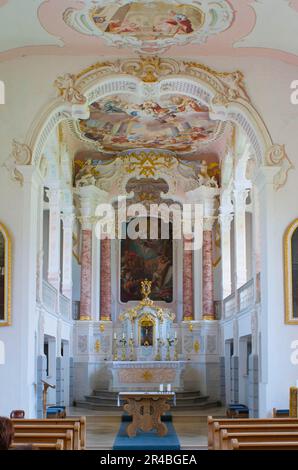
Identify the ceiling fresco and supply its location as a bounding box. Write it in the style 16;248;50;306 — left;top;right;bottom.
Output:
72;94;224;154
63;0;234;53
1;1;298;64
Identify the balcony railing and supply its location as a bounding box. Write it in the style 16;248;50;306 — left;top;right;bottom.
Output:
223;293;236;318
42;280;71;319
223;278;256;319
60;293;71;319
238;278;254;312
42;280;57;313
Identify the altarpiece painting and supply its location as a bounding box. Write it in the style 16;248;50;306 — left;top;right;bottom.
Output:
120;218;173;303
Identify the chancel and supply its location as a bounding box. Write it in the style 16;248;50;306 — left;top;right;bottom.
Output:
1;0;298;453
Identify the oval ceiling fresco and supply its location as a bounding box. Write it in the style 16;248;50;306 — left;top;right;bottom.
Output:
63;0;234;53
72;94;225;154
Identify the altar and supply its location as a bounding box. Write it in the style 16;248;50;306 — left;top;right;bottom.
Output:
73;278;220;404
110;360;186;392
115;280;177;363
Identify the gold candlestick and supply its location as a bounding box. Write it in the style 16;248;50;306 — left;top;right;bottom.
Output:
129;337;135;361
155;338;163;361
120;338;127;361
166;337;174;361
113;337;118;361
174;338;178;361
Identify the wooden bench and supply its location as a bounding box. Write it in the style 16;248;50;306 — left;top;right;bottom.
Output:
272;408;290;418
220;429;298;450
13;430;73;450
11;439;64;450
12;417;86;449
228;438;298;450
13;423;80;450
208;416;298;449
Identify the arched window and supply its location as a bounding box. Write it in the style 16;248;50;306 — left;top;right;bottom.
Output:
284;219;298;324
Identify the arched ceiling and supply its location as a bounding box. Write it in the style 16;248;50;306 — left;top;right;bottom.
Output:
1;0;298;64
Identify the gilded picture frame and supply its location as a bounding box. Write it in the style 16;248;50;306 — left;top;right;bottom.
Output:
284;219;298;324
0;223;11;326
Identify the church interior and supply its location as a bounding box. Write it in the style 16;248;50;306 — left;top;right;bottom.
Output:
1;0;298;453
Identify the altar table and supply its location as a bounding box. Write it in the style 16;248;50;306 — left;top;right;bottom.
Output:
118;392;176;437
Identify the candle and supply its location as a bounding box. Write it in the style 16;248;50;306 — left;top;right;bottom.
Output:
114;333;117;340
159;384;164;392
167;384;171;392
174;332;177;339
122;333;125;339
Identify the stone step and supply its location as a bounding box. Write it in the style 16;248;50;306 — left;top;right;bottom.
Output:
86;392;207;406
93;390;202;399
75;392;220;411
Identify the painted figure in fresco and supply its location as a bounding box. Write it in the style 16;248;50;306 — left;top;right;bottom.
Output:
78;95;218;152
155;11;194;35
107;20;140;34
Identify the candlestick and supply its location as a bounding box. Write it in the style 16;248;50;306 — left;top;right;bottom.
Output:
174;337;178;361
113;336;118;361
129;337;135;361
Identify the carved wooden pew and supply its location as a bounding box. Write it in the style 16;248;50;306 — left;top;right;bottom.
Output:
207;416;298;450
12;417;86;449
220;429;298;450
13;430;73;450
13;423;80;450
11;439;64;450
228;438;298;450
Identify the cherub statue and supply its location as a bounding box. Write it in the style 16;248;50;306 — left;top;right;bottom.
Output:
197;160;218;188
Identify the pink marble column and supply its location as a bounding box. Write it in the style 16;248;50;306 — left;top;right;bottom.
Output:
100;237;111;321
202;229;215;320
183;237;194;320
79;229;92;320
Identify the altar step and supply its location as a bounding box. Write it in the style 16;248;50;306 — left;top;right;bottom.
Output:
75;390;221;411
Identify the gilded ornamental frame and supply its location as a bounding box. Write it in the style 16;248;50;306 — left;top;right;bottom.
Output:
284;219;298;324
0;223;11;326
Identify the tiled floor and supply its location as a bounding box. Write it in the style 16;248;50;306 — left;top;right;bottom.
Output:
68;406;225;450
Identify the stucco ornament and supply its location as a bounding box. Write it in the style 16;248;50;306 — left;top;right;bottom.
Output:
3;140;32;186
54;73;87;105
54;73;90;119
197;160;218;188
265;144;294;190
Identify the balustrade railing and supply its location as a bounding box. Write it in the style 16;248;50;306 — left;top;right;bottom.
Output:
223;293;236;318
60;293;71;319
238;278;254;312
42;280;71;319
42;280;57;313
223;277;256;319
